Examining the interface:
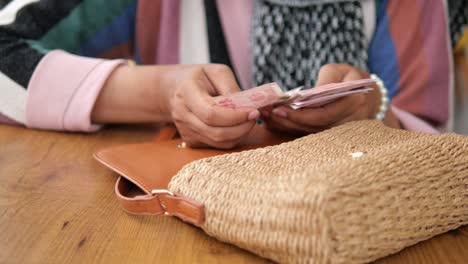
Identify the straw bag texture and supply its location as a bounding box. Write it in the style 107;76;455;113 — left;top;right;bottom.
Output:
168;120;468;263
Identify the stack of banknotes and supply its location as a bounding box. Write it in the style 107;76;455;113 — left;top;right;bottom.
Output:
215;79;375;110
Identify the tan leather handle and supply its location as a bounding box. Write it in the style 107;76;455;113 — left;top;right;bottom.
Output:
114;177;205;226
154;125;179;142
94;150;205;226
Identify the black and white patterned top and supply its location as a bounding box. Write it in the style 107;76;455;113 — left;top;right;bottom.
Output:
252;0;368;91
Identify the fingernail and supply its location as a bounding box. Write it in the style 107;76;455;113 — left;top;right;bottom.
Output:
248;110;260;120
272;108;287;118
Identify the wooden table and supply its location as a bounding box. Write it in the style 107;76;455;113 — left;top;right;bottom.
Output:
1;124;467;263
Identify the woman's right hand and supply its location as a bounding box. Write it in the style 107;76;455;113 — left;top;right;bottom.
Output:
92;64;259;149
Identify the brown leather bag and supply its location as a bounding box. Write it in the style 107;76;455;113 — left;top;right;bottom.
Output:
94;124;294;226
95;121;468;263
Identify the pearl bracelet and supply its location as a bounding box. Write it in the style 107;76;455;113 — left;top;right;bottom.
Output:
370;74;389;120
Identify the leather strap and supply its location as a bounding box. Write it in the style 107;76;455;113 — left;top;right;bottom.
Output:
95;124;294;226
117;125;204;223
115;177;205;225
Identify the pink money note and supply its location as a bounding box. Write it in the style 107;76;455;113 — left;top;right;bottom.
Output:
297;78;375;99
215;79;376;110
214;83;284;109
289;87;373;109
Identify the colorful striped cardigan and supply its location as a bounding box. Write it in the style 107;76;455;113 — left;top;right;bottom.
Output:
0;0;466;132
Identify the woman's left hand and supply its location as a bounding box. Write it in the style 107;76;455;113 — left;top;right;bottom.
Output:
262;63;399;135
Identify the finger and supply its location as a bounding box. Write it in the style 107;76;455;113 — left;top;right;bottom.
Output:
176;125;239;149
260;109;270;118
272;95;357;127
330;106;370;127
318;94;366;123
279;63;368;127
329;112;362;127
203;64;242;95
264;120;291;134
183;126;243;149
265;117;305;135
344;68;382;119
315;63;367;86
267;112;326;135
177;101;257;143
183;83;260;126
342;66;367;82
315;64;350;86
341;66;380;118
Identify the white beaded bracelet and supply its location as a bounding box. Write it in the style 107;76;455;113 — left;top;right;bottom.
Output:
370;74;389;120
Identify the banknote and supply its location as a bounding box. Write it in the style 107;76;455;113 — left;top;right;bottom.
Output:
214;83;284;109
289;87;373;109
215;78;375;110
295;79;376;99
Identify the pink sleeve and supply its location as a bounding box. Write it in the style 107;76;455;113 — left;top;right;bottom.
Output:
25;50;125;132
391;105;439;134
216;0;253;89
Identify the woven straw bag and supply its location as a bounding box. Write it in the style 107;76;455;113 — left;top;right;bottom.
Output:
168;120;468;263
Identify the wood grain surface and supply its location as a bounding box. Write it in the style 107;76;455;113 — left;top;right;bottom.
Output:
0;124;467;264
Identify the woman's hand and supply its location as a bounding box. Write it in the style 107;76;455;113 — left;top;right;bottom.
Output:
262;64;400;135
92;64;259;149
167;64;259;149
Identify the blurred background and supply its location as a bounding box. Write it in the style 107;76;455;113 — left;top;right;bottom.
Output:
454;45;468;134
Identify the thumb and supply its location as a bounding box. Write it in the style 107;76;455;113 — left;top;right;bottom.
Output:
203;64;242;95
